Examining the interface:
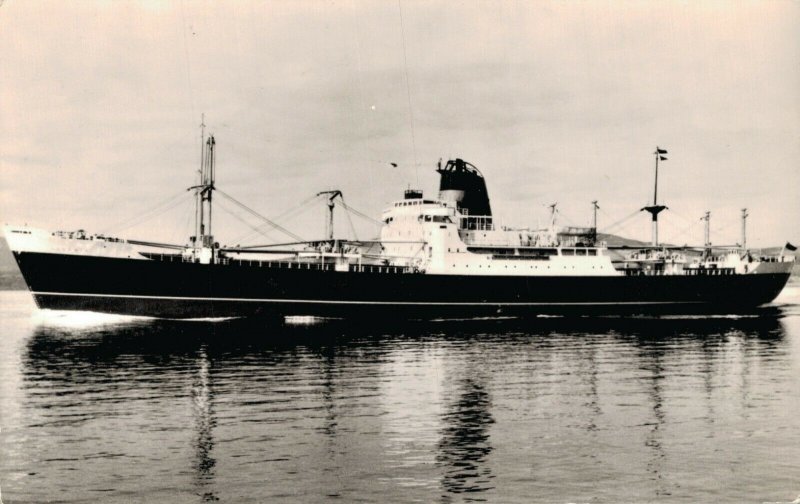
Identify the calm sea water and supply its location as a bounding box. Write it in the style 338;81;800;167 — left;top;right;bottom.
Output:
1;285;799;503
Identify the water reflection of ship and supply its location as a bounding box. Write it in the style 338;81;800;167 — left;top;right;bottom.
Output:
21;312;790;379
19;311;790;500
637;343;669;497
192;346;218;501
622;315;788;499
437;377;495;498
21;310;789;373
319;346;338;439
22;324;222;501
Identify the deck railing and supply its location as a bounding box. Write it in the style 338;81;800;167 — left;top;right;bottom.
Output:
624;268;735;277
145;253;413;274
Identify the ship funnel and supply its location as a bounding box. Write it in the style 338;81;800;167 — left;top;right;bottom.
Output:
404;189;423;200
437;159;492;217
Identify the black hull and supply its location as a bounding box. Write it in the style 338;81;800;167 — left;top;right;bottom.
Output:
13;252;792;319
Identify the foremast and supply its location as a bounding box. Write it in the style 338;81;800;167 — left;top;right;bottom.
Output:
188;120;217;264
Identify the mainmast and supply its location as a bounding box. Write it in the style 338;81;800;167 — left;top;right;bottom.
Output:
591;200;599;242
641;147;668;246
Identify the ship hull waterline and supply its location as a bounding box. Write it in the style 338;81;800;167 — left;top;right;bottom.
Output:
12;251;792;319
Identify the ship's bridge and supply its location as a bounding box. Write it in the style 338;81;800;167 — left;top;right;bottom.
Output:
381;195;454;224
379;191;459;268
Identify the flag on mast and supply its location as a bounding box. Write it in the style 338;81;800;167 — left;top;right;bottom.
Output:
656;147;667;154
659;156;668;161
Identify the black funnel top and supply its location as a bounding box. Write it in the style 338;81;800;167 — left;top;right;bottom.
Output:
437;159;492;217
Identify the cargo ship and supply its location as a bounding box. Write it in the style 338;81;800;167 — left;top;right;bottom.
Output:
5;137;795;319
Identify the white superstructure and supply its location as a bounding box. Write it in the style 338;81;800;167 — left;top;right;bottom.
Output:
378;195;618;276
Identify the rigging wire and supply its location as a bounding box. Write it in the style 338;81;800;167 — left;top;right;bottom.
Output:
596;206;616;222
338;200;383;226
397;0;419;186
229;193;323;244
598;209;642;235
179;0;197;122
596;206;627;232
660;209;702;245
229;193;379;245
340;196;359;241
553;208;584;228
215;189;304;242
710;220;739;244
659;208;738;246
181;195;195;244
102;189;188;234
163;195;194;246
662;220;701;246
663;207;694;225
270;193;324;222
232;202;318;245
215;199;283;243
101;189;191;236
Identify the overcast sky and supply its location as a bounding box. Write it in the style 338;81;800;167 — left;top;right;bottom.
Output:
1;1;798;247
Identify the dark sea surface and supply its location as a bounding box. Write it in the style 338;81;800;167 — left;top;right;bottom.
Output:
1;283;800;503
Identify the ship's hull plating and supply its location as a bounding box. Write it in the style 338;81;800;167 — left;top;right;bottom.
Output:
12;251;793;319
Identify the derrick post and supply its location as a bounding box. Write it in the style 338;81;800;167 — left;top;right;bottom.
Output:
641;147;668;246
741;208;748;251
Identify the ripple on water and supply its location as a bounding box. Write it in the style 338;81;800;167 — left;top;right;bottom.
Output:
0;290;799;502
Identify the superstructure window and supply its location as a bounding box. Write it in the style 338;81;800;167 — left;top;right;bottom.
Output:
517;248;557;258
